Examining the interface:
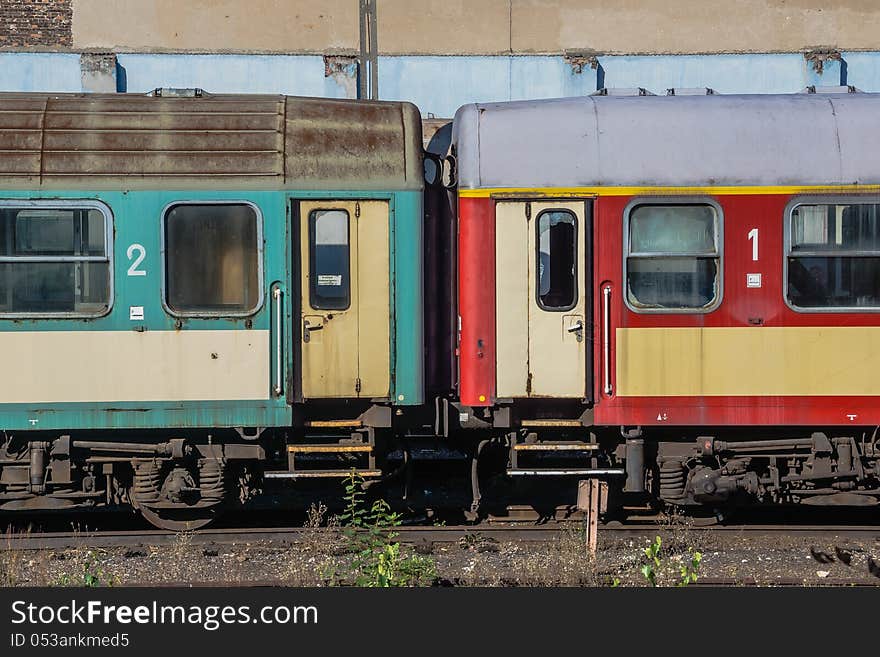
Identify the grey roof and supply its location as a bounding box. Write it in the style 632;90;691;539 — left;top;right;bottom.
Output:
0;93;423;191
452;93;880;189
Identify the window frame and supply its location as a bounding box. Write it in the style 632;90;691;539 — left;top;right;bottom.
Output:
622;197;724;315
308;208;352;311
534;207;579;312
160;200;265;319
0;199;115;319
784;195;880;314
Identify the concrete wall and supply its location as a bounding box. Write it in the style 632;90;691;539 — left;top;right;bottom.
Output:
71;0;358;53
0;1;876;120
508;0;880;55
65;1;880;55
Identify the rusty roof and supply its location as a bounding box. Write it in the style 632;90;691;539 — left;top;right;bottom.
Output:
0;92;422;191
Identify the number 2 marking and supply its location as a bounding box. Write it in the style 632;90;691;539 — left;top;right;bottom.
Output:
748;228;759;262
126;243;147;276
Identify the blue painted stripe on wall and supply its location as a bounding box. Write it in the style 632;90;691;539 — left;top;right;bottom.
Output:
0;53;83;92
0;51;870;117
116;53;351;98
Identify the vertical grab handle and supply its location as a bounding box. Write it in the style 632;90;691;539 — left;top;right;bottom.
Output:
602;285;613;396
273;286;283;396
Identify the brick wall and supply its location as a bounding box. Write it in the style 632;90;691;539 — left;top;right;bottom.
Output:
0;0;72;49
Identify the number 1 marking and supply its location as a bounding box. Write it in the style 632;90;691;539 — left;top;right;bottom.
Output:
748;228;759;262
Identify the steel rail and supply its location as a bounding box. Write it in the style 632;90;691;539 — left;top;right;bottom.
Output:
1;522;878;552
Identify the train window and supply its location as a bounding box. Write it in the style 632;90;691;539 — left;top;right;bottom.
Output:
163;203;262;316
0;201;112;317
787;202;880;310
625;203;721;312
309;209;350;310
536;210;577;310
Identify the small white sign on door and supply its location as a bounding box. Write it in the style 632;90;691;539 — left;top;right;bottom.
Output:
317;274;342;286
746;273;762;288
129;305;145;321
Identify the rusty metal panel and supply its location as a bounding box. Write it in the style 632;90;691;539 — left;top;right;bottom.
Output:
0;96;46;185
285;97;422;190
0;92;421;191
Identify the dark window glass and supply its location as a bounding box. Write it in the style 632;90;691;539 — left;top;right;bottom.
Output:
0;206;110;316
309;209;350;310
536;210;577;310
626;204;720;311
164;204;260;315
788;203;880;309
628;258;718;309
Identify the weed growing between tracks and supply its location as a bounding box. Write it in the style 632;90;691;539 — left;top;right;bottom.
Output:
324;473;437;587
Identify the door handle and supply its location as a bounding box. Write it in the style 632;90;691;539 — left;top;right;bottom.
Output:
566;320;584;342
602;285;613;396
273;287;283;396
302;319;324;343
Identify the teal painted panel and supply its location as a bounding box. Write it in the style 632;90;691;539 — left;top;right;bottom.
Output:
0;189;290;430
0;188;424;429
0;400;290;432
391;191;424;405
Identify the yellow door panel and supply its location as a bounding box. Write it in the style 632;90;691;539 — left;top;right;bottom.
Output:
300;201;360;398
527;201;587;398
355;201;391;398
495;201;529;397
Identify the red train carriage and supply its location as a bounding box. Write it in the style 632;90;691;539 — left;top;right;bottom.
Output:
451;90;880;511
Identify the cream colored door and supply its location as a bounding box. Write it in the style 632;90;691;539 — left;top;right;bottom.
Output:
299;200;390;399
496;200;587;398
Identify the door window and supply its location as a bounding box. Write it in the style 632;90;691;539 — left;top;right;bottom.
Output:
536;209;577;311
309;209;351;310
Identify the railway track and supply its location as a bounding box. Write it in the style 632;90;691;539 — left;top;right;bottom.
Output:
2;521;879;552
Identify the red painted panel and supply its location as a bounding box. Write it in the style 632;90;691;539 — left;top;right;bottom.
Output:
596;395;880;427
458;196;495;406
593;192;880;427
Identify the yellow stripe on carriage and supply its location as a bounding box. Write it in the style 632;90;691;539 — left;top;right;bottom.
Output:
616;326;880;397
458;184;880;199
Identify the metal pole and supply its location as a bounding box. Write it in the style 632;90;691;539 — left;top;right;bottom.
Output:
358;0;378;100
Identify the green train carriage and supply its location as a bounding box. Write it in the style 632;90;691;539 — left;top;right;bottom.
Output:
0;91;426;529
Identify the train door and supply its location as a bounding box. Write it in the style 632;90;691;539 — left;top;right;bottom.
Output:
495;200;591;398
297;200;390;399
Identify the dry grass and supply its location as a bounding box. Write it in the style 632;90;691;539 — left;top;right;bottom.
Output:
447;524;600;586
1;526;27;586
283;502;343;586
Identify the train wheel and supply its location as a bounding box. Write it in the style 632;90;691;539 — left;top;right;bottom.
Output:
139;503;222;532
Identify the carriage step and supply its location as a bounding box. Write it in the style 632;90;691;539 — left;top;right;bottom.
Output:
265;469;382;479
305;419;364;429
286;438;376;478
506;468;625;477
287;444;373;453
520;419;585;428
513;442;599;451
